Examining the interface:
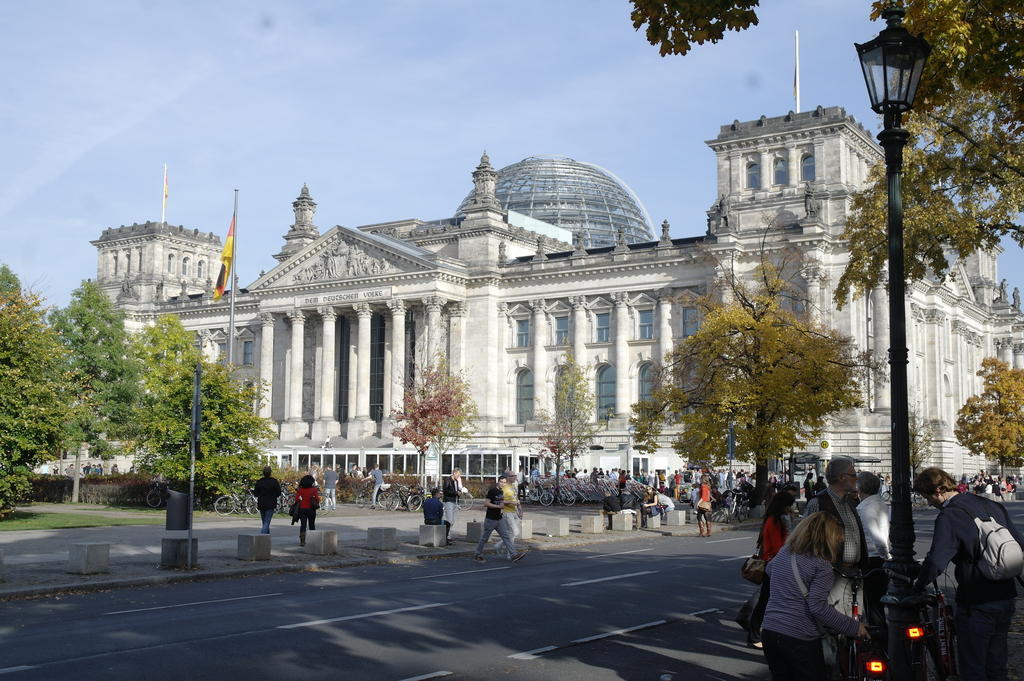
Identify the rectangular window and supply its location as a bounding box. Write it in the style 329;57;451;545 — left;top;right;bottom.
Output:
638;309;654;340
555;316;569;345
516;319;530;347
682;307;700;337
242;340;254;366
596;312;610;343
217;342;228;363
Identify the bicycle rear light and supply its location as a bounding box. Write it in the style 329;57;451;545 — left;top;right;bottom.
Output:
865;659;887;675
906;626;924;639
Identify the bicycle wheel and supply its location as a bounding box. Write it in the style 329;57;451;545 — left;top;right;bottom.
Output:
558;489;576;506
909;636;945;681
355;491;369;508
457;492;475;512
214;495;234;516
146;488;164;508
381;492;400;511
407;494;423;513
243;495;258;516
539;490;554;506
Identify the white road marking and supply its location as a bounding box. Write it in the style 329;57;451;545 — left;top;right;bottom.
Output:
278;602;451;629
397;672;453;681
410;566;510;580
0;667;36;675
104;592;284;615
585;548;654;559
717;555;750;562
561;570;657;587
687;608;724;616
705;537;749;543
570;620;667;643
508;646;558;660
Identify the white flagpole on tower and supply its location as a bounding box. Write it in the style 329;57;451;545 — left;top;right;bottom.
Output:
161;164;168;224
794;30;801;113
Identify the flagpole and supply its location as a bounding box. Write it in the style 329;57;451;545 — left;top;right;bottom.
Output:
161;164;168;224
227;189;238;366
794;30;801;113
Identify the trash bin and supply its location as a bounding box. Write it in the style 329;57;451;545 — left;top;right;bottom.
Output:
165;489;191;531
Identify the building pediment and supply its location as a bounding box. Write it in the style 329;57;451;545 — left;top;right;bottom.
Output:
248;225;439;292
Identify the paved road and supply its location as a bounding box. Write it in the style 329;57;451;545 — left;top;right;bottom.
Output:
2;503;1019;681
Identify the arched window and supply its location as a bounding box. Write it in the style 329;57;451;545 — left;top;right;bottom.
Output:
746;162;761;189
137;249;143;272
773;157;788;185
638;363;654;402
182;257;191;278
596;365;616;419
516;370;534;425
801;155;815;182
167;253;176;274
125;251;131;275
196;260;205;280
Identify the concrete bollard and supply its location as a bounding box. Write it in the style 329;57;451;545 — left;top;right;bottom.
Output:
419;524;447;547
580;515;605;533
646;514;661;529
519;518;534;538
663;510;687;526
304;530;338;555
367;527;398;551
237;534;271;561
69;542;110;574
547;517;570;537
465;521;484;543
161;537;199;568
611;513;635;531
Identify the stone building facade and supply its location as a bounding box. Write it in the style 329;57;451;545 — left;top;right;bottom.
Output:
93;106;1024;478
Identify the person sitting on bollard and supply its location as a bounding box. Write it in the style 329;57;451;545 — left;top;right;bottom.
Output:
422;488;444;526
602;489;622;529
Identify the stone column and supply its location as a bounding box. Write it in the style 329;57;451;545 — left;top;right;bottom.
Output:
387;300;406;420
312;307;341;441
282;309;307;440
788;146;800;187
530;299;548;414
614;292;630;417
758;150;770;189
871;285;891;411
449;302;467;373
999;338;1014;365
571;296;588;367
347;303;373;437
258;312;275;420
658;292;673;365
423;296;444;363
1014;343;1024;370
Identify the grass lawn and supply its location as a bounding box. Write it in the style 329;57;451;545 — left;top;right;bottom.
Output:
0;511;165;531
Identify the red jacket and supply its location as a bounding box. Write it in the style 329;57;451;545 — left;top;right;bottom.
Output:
296;486;320;510
760;516;788;562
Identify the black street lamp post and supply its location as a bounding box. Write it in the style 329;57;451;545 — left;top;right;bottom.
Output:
855;6;930;675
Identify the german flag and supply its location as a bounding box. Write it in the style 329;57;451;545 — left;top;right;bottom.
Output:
213;213;235;301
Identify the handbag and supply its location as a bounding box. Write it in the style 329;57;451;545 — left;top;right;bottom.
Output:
741;529;766;584
310;493;320;511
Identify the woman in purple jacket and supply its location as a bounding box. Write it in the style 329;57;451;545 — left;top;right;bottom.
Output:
761;512;869;681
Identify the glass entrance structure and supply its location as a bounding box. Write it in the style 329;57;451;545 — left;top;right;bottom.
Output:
456;156;654;247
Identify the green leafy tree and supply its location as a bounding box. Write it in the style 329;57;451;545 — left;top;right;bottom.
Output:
955;357;1024;473
392;360;478;487
536;354;600;482
634;252;872;503
908;409;934;475
130;315;273;496
50;280;142;458
0;273;71;515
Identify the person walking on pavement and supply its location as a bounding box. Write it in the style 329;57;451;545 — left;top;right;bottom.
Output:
293;474;320;546
253;466;282;534
365;463;385;508
499;472;523;557
442;468;465;545
322;466;338;511
474;473;525;564
914;467;1024;681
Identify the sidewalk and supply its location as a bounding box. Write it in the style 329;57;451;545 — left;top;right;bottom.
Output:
0;503;747;599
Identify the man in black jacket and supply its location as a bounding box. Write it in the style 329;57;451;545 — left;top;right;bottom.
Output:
253;467;282;535
914;467;1024;681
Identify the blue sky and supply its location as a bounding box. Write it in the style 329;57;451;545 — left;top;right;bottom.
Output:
2;1;1019;307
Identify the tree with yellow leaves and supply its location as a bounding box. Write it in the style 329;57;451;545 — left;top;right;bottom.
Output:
955;357;1024;473
632;250;873;503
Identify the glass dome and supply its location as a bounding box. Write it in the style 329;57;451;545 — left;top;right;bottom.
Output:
456;156;654;247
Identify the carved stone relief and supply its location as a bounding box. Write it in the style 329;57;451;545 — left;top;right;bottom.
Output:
292;237;398;283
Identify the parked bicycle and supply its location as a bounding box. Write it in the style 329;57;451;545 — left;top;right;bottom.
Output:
213;490;257;516
145;481;170;508
379;483;424;512
897;581;959;680
836;566;891;681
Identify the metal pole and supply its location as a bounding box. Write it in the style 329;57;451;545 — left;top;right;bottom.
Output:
227;189;238;366
879;113;916;674
188;359;201;569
